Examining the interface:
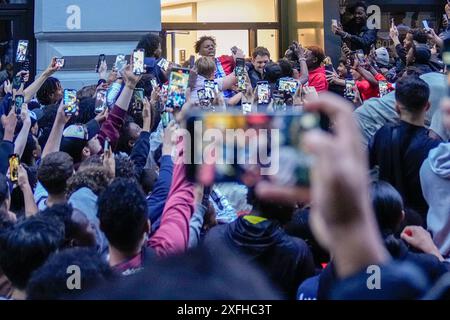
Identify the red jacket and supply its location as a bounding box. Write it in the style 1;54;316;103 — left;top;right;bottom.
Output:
308;66;328;92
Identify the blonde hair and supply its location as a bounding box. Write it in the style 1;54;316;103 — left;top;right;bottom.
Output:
195;57;216;78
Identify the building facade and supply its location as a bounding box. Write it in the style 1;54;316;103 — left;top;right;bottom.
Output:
0;0;445;89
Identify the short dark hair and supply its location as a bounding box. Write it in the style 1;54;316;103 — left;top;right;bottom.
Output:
278;59;294;78
36;77;61;106
21;133;38;167
264;62;283;84
38;152;74;195
136;33;161;58
27;247;113;300
408;28;428;44
114;154;137;181
39;204;76;246
395;76;430;113
371;181;404;233
195;36;216;54
98;178;148;253
350;1;367;14
116;118;135;155
0;216;64;289
252;47;270;59
67;166;111;197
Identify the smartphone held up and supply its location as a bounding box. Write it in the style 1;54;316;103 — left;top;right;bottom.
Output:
63;89;78;116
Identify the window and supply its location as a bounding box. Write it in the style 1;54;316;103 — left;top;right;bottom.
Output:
297;0;324;47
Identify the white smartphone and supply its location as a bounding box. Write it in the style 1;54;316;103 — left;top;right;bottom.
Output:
422;20;431;31
332;19;338;27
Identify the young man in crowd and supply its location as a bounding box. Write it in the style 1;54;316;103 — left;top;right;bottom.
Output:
369;76;441;222
247;47;271;88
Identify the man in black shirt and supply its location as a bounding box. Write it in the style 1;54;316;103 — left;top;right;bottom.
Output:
369;76;441;222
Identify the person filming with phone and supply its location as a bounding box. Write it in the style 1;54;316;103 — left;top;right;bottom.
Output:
332;1;377;54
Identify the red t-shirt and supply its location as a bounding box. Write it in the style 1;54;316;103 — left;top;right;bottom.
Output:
308;66;329;92
356;73;392;101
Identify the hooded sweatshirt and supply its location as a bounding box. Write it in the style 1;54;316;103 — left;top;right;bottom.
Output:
420;143;450;261
204;215;315;298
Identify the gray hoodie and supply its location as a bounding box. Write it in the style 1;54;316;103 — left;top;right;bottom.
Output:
420;143;450;261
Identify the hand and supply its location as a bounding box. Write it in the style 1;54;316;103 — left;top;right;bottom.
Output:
43;57;61;77
3;80;12;95
20;103;31;125
142;97;152;132
12;82;25;100
102;142;115;179
94;107;109;124
353;86;362;107
56;99;72;125
98;60;108;80
17;70;29;83
302;85;319;103
212;90;226;111
1;108;18;141
389;25;399;41
326;70;339;84
401;226;444;261
334;24;345;37
150;86;160;108
17;165;31;190
232;47;245;60
107;70;118;84
162;121;177;156
341;43;351;58
122;64;142;89
293;84;303;106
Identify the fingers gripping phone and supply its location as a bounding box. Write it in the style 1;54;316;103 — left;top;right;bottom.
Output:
96;54;106;73
235;58;246;91
63;89;78;116
16;40;29;63
55;58;65;68
257;81;270;105
95;89;107;114
14;95;24;115
133;49;145;75
9;154;20;182
166;68;190;109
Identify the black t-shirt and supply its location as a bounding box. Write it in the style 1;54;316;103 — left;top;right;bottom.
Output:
369;121;441;218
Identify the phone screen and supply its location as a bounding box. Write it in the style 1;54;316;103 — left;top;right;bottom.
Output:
378;81;389;97
257;82;270;105
12;76;21;90
278;78;299;95
150;78;159;89
422;20;430;30
133;49;145;75
356;50;365;63
157;58;170;72
167;68;190;108
332;19;338;27
133;88;145;112
63;89;78;115
198;89;212;109
95;89;107;114
104;138;110;152
56;58;65;68
114;54;126;72
344;80;356;100
186;111;326;187
14;95;24;115
16;40;29;63
9;154;20;182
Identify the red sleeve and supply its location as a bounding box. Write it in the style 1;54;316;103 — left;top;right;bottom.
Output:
356;79;370;92
98;105;127;152
309;73;329;92
218;55;236;75
148;142;195;257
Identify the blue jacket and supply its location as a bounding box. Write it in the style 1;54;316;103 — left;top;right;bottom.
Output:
148;154;174;233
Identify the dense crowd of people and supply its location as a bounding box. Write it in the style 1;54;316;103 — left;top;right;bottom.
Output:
1;0;450;300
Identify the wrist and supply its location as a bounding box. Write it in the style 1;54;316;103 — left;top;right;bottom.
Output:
162;145;173;156
3;131;14;142
125;83;136;90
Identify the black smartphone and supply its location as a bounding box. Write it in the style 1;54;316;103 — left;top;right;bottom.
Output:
63;89;78;116
257;81;270;105
132;49;145;75
96;54;106;73
344;79;356;100
166;68;190;109
14;95;24;115
9;154;20;182
186;111;328;187
355;49;365;63
16;40;29;63
133;88;145;112
94;89;107;114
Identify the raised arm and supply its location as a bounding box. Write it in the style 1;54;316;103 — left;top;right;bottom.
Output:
41;100;71;158
24;57;61;103
14;104;32;158
149;130;195;256
18;165;38;217
0;108;17;174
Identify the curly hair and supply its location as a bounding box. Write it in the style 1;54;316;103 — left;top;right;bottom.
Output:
195;36;216;54
98;178;148;253
36;77;61;106
115;153;137;181
38;152;74;195
136;33;161;58
67;166;112;197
